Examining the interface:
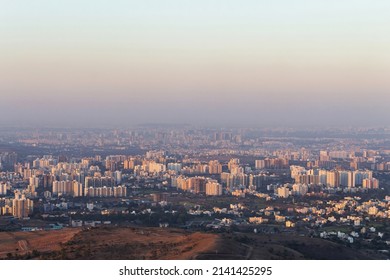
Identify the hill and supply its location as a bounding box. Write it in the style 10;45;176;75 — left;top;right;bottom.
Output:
0;227;387;260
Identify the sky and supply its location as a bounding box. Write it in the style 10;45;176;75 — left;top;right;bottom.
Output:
1;0;390;128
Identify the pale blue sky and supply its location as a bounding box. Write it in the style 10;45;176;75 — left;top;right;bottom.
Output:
1;1;389;127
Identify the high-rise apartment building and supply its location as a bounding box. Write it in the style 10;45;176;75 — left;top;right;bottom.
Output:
12;192;33;219
206;180;223;196
208;160;222;174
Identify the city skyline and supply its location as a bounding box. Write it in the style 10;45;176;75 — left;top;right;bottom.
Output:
1;0;390;127
1;126;390;260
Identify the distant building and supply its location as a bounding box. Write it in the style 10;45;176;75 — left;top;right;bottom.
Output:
53;180;83;197
0;182;10;196
84;185;127;198
167;163;182;172
12;192;33;219
208;160;222;174
151;193;169;202
255;160;265;170
249;217;268;224
206;180;223;196
277;186;289;198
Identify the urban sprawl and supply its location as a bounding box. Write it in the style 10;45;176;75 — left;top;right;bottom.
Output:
1;127;390;250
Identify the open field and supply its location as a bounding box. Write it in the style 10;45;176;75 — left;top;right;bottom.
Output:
0;227;387;260
0;228;81;259
46;227;218;260
0;227;218;260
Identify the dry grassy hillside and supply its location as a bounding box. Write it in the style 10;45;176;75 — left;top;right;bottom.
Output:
0;227;386;260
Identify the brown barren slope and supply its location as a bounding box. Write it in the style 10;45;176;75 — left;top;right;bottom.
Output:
0;228;81;259
1;227;386;260
41;227;218;260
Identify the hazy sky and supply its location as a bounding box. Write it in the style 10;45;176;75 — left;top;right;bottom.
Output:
1;0;390;128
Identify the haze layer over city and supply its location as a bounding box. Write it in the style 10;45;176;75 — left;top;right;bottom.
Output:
1;1;390;260
1;0;390;127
